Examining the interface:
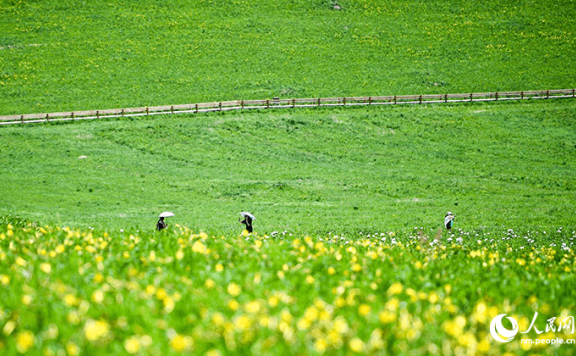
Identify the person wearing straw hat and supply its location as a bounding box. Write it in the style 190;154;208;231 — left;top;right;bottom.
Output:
157;212;175;231
239;212;255;233
444;211;455;231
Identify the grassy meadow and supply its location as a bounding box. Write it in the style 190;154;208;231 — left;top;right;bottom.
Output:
1;100;575;234
1;0;576;355
0;0;575;115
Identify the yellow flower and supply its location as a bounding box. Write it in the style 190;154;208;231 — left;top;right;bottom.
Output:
84;319;110;341
0;275;9;285
305;275;315;284
21;295;33;305
349;337;364;353
227;283;241;297
379;310;396;323
228;299;239;311
304;306;319;321
478;339;491;352
67;311;80;324
358;304;371;317
333;316;349;334
215;263;224;272
170;334;193;352
268;296;279;308
385;298;399;311
297;318;311;330
163;296;175;313
15;257;27;267
15;330;34;353
55;245;65;254
175;250;184;260
3;320;16;335
156;288;167;300
40;263;52;273
192;241;207;254
124;336;141;354
233;315;252;331
387;283;403;296
205;279;215;289
277;271;285;279
146;285;156;295
351;263;362;272
473;302;488;324
66;342;80;356
212;313;225;326
314;338;328;353
328;267;336;275
205;350;222;356
91;290;104;304
245;301;261;314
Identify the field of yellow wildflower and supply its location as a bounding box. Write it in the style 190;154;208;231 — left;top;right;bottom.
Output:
1;221;574;355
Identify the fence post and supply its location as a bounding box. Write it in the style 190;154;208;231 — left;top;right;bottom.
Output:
292;99;296;108
46;113;49;122
97;110;100;119
21;115;24;123
343;97;346;106
317;98;321;107
121;109;125;117
444;94;448;103
195;104;198;113
470;93;473;102
146;107;149;115
394;95;397;104
71;112;75;120
369;96;372;105
521;91;524;99
419;95;422;104
546;90;550;99
241;100;244;109
266;99;270;109
171;106;174;114
495;92;499;101
219;102;222;111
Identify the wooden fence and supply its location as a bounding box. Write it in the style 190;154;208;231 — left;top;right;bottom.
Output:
1;89;575;125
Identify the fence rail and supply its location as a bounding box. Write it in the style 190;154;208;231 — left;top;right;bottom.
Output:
1;89;575;125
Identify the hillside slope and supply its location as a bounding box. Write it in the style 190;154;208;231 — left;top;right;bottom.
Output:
1;0;575;114
1;100;575;233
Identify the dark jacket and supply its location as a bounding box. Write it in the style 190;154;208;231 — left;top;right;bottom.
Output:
157;218;167;231
240;217;253;233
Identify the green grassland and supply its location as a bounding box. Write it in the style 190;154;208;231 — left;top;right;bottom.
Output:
1;0;575;115
1;100;575;234
2;0;576;355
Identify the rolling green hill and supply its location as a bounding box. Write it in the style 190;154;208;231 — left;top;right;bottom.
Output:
1;0;575;115
1;100;575;234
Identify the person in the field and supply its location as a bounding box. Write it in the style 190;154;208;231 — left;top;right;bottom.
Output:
239;212;254;233
444;212;455;231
